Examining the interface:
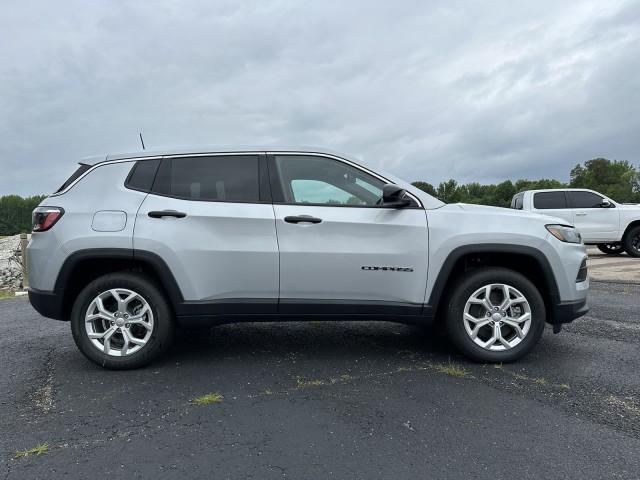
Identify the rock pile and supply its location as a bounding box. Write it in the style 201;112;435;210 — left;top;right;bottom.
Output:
0;235;26;291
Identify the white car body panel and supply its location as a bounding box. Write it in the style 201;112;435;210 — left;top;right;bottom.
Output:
517;188;640;243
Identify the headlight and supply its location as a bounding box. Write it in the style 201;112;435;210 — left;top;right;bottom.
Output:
546;224;582;244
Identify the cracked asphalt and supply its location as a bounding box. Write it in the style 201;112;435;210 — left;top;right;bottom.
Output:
1;281;639;479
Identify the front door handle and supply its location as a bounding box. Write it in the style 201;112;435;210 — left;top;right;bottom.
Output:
148;210;187;218
284;215;322;224
575;212;587;216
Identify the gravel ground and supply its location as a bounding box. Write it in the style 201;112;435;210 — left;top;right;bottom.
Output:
1;282;639;479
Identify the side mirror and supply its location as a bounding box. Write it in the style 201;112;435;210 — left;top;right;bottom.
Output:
382;184;411;208
600;200;612;208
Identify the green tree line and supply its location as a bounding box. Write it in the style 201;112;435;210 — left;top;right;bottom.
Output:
0;195;46;236
412;158;640;206
1;158;638;236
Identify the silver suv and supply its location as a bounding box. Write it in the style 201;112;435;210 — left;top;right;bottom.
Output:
28;147;589;369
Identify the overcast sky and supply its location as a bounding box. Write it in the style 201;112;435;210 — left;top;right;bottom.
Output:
1;0;639;196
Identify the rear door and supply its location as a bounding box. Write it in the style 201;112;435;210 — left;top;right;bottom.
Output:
133;153;279;311
531;191;573;224
268;153;429;316
566;190;620;242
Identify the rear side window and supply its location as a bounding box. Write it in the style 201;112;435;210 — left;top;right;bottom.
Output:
533;191;567;209
152;155;260;202
511;194;523;210
567;191;604;208
125;159;161;192
55;164;91;193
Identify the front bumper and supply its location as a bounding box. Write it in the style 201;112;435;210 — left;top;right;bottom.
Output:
548;298;589;326
28;288;67;321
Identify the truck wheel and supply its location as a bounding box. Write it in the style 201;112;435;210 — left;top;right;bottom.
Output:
596;243;624;255
444;267;546;363
623;226;640;258
70;272;174;369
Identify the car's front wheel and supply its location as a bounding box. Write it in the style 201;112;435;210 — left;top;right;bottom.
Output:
70;272;174;369
597;243;624;255
444;267;546;363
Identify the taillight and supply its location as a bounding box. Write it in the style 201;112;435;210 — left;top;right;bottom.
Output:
32;207;64;232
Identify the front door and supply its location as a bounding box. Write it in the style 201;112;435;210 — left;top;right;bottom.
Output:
268;153;429;316
566;190;620;242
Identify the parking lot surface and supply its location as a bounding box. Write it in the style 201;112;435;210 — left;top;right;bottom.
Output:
1;281;639;479
587;247;640;283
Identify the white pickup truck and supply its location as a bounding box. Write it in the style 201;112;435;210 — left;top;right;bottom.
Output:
511;188;640;257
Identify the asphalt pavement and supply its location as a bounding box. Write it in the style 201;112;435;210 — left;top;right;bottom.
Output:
587;247;640;283
1;281;639;479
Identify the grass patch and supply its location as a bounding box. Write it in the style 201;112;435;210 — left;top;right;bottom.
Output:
494;363;503;369
0;290;17;300
263;389;273;395
559;384;571;390
15;444;49;459
435;362;469;378
296;378;324;388
192;393;224;405
534;377;548;385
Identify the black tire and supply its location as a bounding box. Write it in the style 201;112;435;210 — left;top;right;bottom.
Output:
71;272;174;369
623;226;640;258
596;243;624;255
444;267;546;363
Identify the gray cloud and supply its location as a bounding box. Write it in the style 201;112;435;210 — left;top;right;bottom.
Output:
0;0;638;195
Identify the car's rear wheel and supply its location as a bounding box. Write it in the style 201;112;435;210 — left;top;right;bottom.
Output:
71;272;174;369
623;226;640;258
444;267;545;363
596;243;624;255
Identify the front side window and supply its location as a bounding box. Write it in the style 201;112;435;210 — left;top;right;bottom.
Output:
152;155;260;202
567;191;606;208
533;191;567;209
273;155;385;206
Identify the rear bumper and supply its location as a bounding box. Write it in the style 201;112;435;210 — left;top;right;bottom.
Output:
549;298;589;325
28;288;67;321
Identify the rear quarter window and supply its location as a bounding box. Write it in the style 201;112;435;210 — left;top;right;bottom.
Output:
125;159;161;192
511;194;524;210
55;164;91;193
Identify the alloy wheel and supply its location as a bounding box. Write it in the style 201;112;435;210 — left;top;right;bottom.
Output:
463;283;532;351
84;288;154;357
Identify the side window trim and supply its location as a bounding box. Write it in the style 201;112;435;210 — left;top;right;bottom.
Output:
258;154;272;203
266;153;423;209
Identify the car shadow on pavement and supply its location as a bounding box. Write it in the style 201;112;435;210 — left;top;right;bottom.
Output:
162;320;456;367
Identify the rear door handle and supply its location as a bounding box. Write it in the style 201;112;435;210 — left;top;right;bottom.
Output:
284;215;322;224
148;210;187;218
575;212;587;216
